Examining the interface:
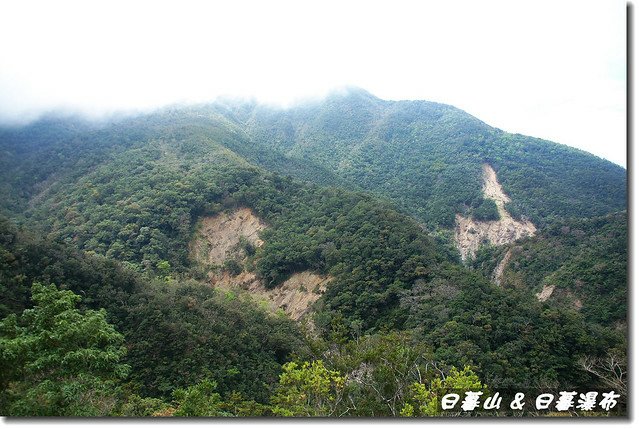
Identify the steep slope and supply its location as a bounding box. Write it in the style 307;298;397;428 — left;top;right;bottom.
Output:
221;88;626;229
189;207;330;320
0;116;454;330
473;212;627;327
190;207;267;266
0;216;303;401
0;96;627;393
455;164;536;260
1;89;626;239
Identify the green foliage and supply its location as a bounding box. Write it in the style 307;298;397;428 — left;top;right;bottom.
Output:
473;199;500;221
233;181;449;331
232;89;626;227
115;394;170;417
0;218;304;405
122;280;303;402
223;258;243;276
172;379;229;417
0;283;129;416
271;360;346;417
400;366;485;417
24;143;254;274
140;381;271;417
218;391;270;417
0;215;146;321
238;236;256;256
156;260;171;276
399;265;617;390
0;90;627;416
293;330;439;416
474;212;627;327
330;331;435;416
279;332;487;417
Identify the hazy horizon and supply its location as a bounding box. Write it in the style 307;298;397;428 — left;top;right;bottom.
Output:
0;0;627;166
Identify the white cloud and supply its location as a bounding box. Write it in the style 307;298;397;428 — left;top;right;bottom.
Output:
0;0;626;166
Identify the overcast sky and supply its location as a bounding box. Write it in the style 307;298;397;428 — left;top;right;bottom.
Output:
0;0;627;166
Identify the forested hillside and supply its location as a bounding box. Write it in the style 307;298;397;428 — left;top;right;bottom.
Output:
0;217;303;407
473;212;627;328
0;89;627;416
221;88;626;227
2;88;626;230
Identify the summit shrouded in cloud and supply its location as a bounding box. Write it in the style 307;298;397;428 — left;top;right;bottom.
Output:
0;0;627;166
0;1;628;414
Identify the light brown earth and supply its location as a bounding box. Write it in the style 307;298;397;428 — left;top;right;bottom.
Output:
209;270;331;320
191;207;330;320
536;284;556;302
455;164;536;261
190;207;266;266
491;248;512;286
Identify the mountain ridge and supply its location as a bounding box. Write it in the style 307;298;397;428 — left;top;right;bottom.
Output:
0;88;627;414
1;88;626;234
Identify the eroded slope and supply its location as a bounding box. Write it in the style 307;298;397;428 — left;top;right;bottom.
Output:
456;164;536;261
208;270;330;320
191;207;266;266
191;207;329;320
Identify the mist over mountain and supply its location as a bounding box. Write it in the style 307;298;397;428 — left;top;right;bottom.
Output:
215;88;626;227
0;87;627;416
2;88;626;225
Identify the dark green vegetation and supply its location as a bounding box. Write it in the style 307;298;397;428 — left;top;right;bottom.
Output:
473;198;500;221
221;88;626;227
0;88;627;416
1;89;626;230
0;282;128;416
473;212;627;328
0;219;302;413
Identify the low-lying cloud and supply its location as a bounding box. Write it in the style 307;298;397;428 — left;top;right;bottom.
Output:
0;0;626;166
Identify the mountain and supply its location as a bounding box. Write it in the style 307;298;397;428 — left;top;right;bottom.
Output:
473;212;627;328
0;88;627;416
216;88;626;228
0;217;302;403
2;88;626;230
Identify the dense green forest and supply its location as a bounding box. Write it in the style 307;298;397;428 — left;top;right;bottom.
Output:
0;219;624;415
0;89;627;416
473;212;627;328
1;89;626;229
221;88;626;227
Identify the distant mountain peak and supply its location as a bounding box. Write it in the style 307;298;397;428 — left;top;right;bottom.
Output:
328;85;377;98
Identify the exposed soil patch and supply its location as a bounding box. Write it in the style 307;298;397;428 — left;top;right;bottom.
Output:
482;164;511;217
492;248;512;286
455;164;536;261
536;284;556;302
210;270;331;321
191;207;329;320
191;207;266;266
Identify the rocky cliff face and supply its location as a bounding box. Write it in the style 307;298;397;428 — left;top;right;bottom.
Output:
455;164;536;261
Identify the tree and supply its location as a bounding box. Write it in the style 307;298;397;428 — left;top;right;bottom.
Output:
271;360;346;416
0;283;129;416
400;366;485;417
172;379;228;417
578;349;627;397
171;381;269;417
335;331;435;416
